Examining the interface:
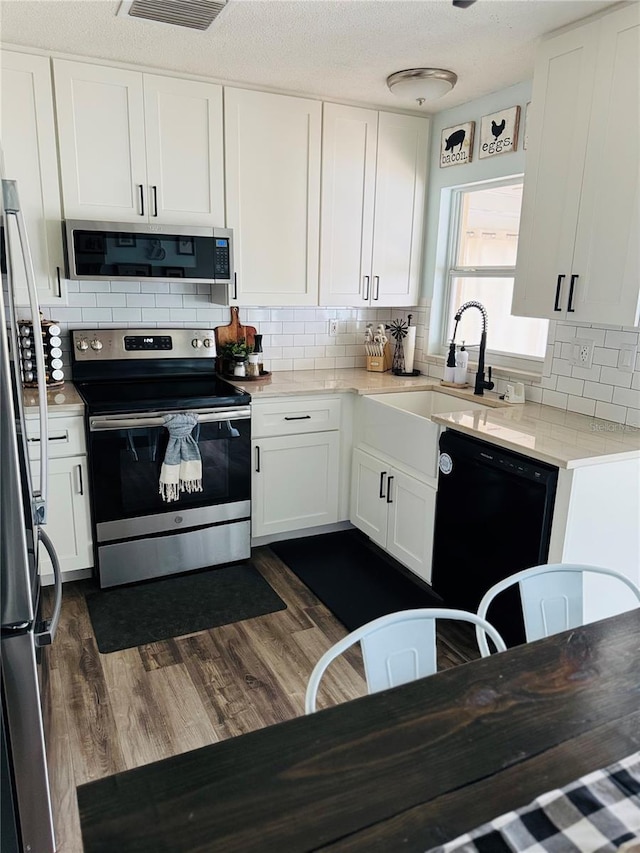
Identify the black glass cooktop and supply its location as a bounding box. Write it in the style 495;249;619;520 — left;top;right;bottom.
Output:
77;375;250;415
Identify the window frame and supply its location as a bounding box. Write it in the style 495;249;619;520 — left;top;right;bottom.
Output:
439;175;546;372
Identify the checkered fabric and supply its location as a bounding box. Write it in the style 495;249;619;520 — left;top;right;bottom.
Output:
426;752;640;853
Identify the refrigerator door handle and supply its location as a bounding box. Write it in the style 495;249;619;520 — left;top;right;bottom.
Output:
2;180;49;523
35;528;62;647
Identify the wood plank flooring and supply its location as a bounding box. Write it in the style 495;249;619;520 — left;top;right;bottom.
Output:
43;546;479;853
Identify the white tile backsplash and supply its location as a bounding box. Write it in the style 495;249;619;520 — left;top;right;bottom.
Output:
40;281;639;426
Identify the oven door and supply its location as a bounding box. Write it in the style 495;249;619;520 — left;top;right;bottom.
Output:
88;407;251;538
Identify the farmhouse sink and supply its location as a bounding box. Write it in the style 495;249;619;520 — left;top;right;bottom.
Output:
359;390;489;481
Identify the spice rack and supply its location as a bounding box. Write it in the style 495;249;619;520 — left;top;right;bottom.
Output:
18;319;65;388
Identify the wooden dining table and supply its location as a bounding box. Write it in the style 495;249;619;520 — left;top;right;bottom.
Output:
78;608;640;853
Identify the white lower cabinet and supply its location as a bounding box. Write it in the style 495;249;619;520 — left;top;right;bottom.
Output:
252;431;340;538
351;447;436;583
31;456;93;578
27;413;93;581
251;396;346;539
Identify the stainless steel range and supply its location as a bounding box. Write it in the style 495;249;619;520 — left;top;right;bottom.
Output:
72;328;251;588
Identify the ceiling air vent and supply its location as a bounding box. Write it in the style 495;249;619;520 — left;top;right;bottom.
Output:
117;0;227;31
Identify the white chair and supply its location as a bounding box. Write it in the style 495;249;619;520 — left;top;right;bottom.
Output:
304;608;506;714
476;563;640;657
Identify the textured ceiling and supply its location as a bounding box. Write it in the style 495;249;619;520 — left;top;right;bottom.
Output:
0;0;618;113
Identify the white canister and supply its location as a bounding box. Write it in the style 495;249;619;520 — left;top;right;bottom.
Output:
454;366;468;384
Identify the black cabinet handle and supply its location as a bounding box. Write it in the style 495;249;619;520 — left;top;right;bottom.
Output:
567;274;578;313
138;184;145;216
284;415;311;421
379;471;387;499
255;446;260;472
233;272;238;301
76;464;84;495
554;274;565;311
55;266;62;298
386;475;394;503
373;275;380;301
363;275;370;301
152;185;158;217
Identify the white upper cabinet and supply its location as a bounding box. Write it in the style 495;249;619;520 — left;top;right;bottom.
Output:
224;87;321;306
320;104;429;308
1;51;66;305
513;4;640;325
54;59;224;226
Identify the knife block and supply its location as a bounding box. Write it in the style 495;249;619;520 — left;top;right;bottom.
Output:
366;343;392;372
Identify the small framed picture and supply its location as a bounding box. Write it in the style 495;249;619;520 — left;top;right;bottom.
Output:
164;267;185;278
116;263;151;277
116;234;136;248
76;233;105;254
479;106;521;159
177;237;194;256
440;122;475;168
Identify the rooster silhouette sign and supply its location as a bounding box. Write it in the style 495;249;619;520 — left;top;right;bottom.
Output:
479;106;520;159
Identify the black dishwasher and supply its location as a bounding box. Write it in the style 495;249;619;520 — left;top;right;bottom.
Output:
431;430;558;647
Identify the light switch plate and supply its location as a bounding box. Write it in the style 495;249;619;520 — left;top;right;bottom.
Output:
617;343;637;373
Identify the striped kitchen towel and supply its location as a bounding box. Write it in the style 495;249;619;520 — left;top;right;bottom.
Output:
159;413;203;502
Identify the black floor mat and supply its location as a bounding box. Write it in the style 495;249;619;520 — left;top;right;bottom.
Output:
86;563;287;654
270;529;442;631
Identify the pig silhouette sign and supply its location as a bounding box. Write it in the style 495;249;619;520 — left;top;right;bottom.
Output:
440;121;475;168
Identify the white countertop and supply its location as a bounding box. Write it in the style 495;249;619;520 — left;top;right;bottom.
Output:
23;370;640;467
23;382;85;415
233;368;640;468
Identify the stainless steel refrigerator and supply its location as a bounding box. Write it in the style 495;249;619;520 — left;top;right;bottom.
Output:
1;177;62;852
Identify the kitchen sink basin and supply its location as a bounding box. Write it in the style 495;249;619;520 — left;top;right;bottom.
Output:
359;390;489;481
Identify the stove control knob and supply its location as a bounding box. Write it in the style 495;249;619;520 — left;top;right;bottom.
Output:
90;338;103;351
191;338;203;349
76;338;89;352
203;338;214;349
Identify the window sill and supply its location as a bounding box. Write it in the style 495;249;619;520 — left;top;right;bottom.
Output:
422;354;542;383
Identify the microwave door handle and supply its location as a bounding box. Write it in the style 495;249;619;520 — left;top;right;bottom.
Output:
2;180;49;523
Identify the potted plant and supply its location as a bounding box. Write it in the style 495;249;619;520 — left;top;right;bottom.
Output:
219;340;253;376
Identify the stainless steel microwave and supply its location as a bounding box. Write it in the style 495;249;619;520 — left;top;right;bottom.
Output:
63;220;233;285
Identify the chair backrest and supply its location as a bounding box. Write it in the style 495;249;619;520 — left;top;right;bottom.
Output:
476;563;640;657
304;608;506;714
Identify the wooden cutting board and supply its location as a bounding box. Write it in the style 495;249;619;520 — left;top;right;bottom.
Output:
214;307;257;352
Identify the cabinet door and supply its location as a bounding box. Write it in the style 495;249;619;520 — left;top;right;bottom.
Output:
1;51;65;306
512;20;600;319
32;457;93;577
54;59;147;222
319;103;377;307
385;469;436;584
350;448;388;548
252;432;339;538
225;88;321;306
143;75;224;226
370;112;429;307
570;5;640;325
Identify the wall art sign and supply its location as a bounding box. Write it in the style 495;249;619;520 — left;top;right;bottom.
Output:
440;121;475;168
479;106;520;159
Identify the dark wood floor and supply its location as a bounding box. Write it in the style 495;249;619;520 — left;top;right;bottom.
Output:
43;546;479;853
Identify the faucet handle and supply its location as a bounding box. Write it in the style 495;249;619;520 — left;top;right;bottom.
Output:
486;366;495;390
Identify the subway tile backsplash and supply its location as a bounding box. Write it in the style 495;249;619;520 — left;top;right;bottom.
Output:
34;281;639;427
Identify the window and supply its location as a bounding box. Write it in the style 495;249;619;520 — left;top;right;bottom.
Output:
442;180;548;363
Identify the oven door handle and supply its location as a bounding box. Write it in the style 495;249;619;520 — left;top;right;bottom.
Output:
90;407;251;431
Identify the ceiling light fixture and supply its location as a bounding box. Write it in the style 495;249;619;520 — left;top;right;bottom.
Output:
386;68;458;106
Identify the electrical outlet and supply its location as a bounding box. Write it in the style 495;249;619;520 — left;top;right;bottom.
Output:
328;319;339;337
570;337;594;368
